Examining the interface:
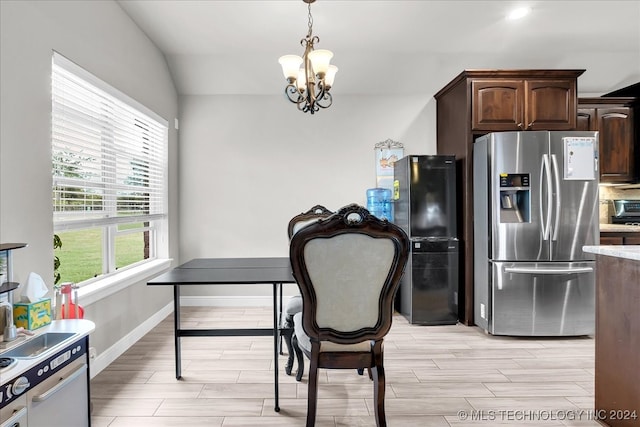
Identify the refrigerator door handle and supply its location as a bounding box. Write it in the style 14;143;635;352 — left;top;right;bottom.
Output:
540;154;552;240
551;154;561;241
504;266;593;274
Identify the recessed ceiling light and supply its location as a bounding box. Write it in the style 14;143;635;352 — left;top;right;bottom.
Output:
507;7;532;20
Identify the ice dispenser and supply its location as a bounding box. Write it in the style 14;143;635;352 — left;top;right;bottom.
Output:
499;173;530;223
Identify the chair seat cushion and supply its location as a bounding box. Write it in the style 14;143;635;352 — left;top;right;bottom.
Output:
285;295;303;315
293;312;372;353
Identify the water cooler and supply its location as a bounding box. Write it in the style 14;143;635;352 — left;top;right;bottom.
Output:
366;188;393;221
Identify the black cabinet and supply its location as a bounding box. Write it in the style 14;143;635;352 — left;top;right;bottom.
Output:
399;239;459;325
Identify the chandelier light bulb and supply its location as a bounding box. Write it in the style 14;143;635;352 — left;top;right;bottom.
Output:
308;49;333;78
279;55;303;81
324;65;338;88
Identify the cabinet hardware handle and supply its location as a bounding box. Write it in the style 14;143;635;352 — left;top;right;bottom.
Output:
527;122;533;129
517;123;524;129
31;363;87;402
504;267;593;274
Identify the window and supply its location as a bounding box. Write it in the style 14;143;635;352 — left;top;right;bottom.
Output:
52;52;168;286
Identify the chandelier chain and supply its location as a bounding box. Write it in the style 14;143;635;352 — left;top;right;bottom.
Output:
307;2;314;39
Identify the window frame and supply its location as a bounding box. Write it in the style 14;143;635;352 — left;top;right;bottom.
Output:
51;52;169;287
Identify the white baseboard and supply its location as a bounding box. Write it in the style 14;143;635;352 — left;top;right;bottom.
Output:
89;302;173;379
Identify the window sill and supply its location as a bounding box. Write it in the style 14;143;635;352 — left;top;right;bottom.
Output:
76;258;172;306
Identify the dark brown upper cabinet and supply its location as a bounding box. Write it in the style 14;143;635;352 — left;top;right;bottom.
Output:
472;77;578;131
577;97;638;183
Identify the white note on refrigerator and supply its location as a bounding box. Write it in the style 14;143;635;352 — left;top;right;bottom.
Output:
563;137;597;180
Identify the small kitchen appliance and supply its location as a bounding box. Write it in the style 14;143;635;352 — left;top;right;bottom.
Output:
611;200;640;225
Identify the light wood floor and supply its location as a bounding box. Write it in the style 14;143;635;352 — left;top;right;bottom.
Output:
90;306;601;427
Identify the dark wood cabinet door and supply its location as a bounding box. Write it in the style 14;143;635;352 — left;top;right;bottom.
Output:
599;235;624;245
624;236;640;245
577;108;596;131
471;80;524;131
597;107;634;182
525;80;577;130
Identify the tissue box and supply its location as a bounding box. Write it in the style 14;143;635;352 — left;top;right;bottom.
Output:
13;298;52;330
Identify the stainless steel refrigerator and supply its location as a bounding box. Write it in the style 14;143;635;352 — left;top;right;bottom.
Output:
393;155;458;325
473;131;599;336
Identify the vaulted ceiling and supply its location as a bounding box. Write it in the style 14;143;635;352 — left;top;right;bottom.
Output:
117;0;640;97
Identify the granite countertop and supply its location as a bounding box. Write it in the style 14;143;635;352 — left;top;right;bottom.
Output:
599;223;640;233
583;245;640;261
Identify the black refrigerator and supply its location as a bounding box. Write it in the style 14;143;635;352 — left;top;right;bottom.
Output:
393;155;459;325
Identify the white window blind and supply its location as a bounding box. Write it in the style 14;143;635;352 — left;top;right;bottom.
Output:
52;53;168;231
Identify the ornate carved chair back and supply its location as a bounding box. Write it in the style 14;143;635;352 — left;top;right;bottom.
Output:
289;203;409;427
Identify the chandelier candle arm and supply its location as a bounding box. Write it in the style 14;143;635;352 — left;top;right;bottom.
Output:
278;0;337;114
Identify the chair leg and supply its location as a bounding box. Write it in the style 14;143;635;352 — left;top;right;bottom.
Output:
356;367;373;380
306;351;320;427
282;329;294;376
372;341;387;427
292;334;305;382
372;365;386;427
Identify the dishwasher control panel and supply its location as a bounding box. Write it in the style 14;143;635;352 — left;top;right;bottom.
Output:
0;336;88;408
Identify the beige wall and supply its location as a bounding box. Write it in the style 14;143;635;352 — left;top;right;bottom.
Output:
176;94;435;298
0;1;179;366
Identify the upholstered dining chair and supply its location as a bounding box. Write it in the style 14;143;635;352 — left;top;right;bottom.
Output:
281;204;334;376
289;203;410;427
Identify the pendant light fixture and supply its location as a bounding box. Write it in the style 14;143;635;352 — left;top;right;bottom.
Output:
278;0;337;114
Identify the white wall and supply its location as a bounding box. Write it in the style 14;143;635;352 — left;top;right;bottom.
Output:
177;94;435;298
0;1;178;361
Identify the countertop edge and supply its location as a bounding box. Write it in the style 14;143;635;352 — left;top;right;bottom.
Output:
0;319;96;382
599;224;640;233
583;245;640;261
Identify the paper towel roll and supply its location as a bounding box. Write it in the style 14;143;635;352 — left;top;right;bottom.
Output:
21;272;49;303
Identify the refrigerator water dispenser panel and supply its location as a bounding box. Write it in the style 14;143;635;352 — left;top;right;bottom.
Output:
499;173;530;223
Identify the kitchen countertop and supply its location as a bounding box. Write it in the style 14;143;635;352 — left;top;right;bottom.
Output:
583;245;640;261
599;223;640;232
0;318;95;382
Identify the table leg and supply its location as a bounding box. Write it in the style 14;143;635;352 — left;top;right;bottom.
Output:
273;282;280;412
278;284;284;355
174;285;182;380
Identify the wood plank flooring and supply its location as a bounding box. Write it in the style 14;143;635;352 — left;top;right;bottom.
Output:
90;306;601;426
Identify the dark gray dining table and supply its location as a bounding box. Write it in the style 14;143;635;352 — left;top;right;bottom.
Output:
147;257;296;412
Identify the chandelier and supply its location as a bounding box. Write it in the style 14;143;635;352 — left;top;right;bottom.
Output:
278;0;337;114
